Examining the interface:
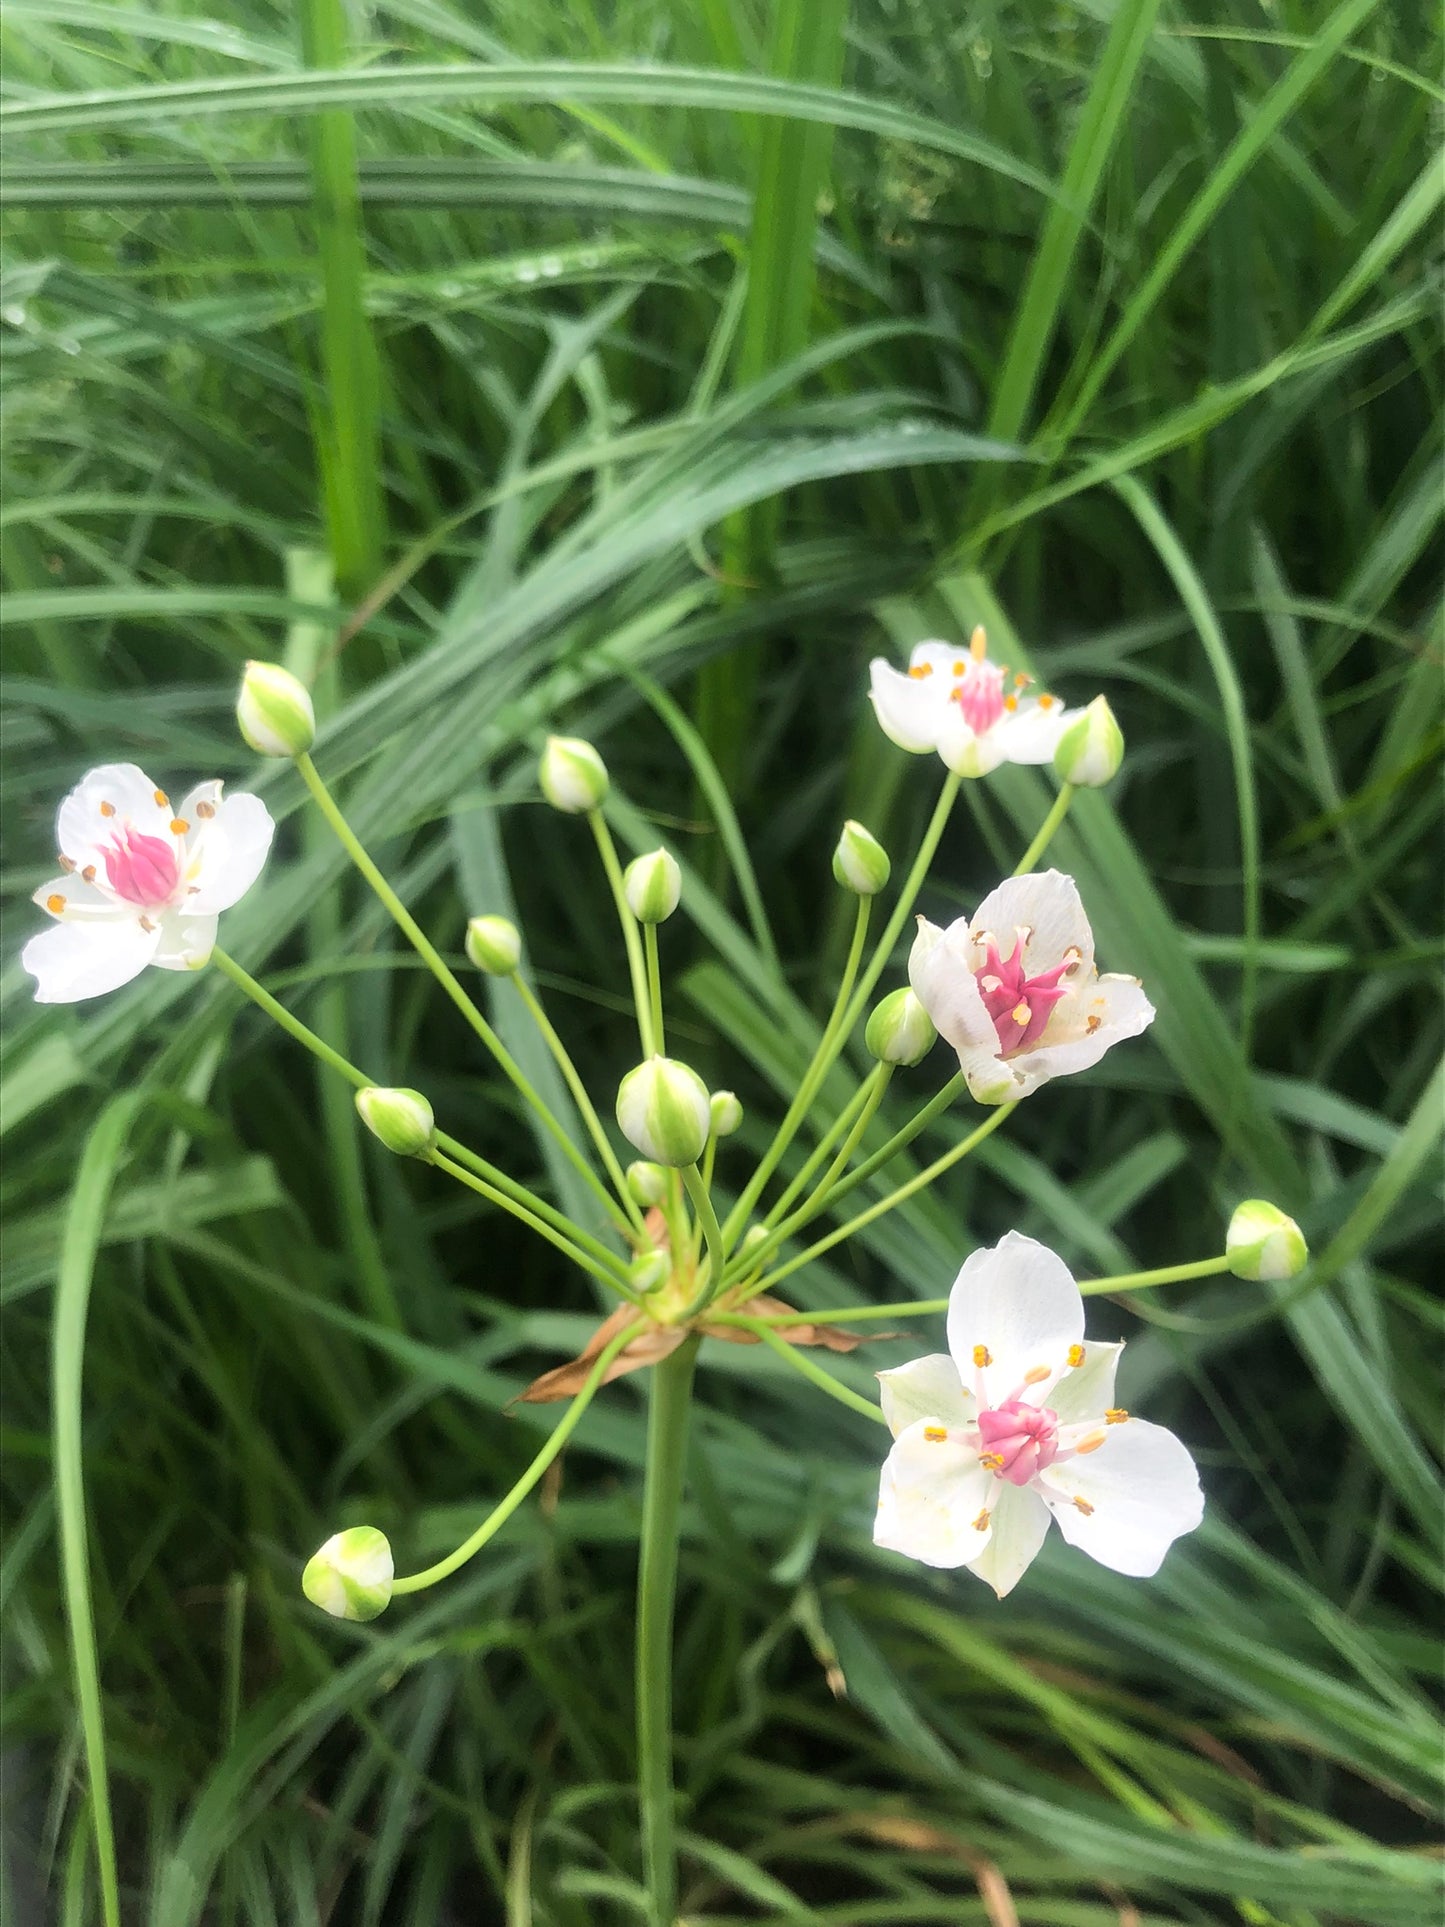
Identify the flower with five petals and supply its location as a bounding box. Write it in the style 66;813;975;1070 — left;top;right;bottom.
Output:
23;762;274;1002
868;627;1083;779
874;1233;1203;1596
910;870;1154;1104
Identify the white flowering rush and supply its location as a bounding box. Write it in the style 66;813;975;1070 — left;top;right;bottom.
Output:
869;627;1084;778
22;763;274;1002
875;1233;1203;1596
911;869;1154;1104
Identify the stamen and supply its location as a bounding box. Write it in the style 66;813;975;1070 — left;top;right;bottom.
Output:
1086;1015;1102;1034
979;974;1002;994
922;1425;948;1444
1075;1431;1107;1455
99;800;115;817
1022;1365;1051;1386
153;789;169;808
952;659;965;676
1010;999;1031;1027
1038;693;1056;709
972;1345;991;1367
1072;1496;1094;1516
1067;1344;1085;1368
196;800;217;819
46;892;65;914
979;1452;1005;1472
1061;945;1082;972
82;865;96;883
138;915;156;932
972;1508;990;1532
969;625;987;661
907;662;933;680
170;818;189;835
58;854;75;873
1105;1409;1129;1425
1003;693;1018;711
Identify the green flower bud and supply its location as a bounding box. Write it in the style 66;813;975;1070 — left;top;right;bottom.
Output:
865;988;936;1066
1226;1200;1309;1281
626;1160;669;1208
302;1525;393;1621
539;735;609;813
629;1247;672;1294
832;819;892;896
465;914;521;976
355;1085;435;1158
615;1056;711;1167
237;660;316;758
709;1090;743;1137
624;848;681;924
1053;695;1124;789
739;1224;770;1260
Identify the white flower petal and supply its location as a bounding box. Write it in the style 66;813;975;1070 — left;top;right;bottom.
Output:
908;640;964;675
57;762;172;868
1048;1339;1123;1424
22;916;160;1003
909;920;1000;1059
868;659;946;754
967;871;1094;972
965;1482;1053;1597
1040;1418;1203;1577
152;910;219;971
946;1232;1084;1402
877;1353;975;1439
31;874;119;921
991;700;1079;764
182;790;275;914
874;1419;996;1569
1023;975;1156;1086
933;703;1002;778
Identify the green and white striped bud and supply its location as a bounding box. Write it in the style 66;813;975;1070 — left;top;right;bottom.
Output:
237;660;315;758
865;987;936;1066
624;848;681;924
1226;1200;1309;1281
626;1160;669;1208
302;1526;393;1621
629;1247;672;1295
832;819;891;896
355;1085;435;1158
709;1090;743;1138
465;914;521;976
1053;695;1124;789
616;1056;711;1168
539;735;609;813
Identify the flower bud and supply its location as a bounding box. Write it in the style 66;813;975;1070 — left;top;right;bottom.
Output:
626;1160;669;1208
465;914;521;976
629;1247;671;1295
739;1224;770;1261
302;1525;393;1621
832;819;891;896
1053;695;1124;789
709;1090;743;1137
616;1056;711;1167
624;848;681;924
539;735;609;813
865;987;936;1066
1226;1200;1309;1281
237;660;316;758
355;1085;435;1158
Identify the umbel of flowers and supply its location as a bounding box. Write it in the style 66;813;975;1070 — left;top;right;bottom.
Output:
24;639;1307;1926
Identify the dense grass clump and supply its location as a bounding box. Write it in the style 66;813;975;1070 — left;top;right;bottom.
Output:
2;1;1441;1921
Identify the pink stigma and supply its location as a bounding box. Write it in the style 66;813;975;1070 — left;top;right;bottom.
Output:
103;826;179;906
978;1399;1060;1485
974;933;1075;1054
952;654;1005;735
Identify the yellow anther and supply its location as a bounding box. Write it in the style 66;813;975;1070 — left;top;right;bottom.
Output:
45;892;65;914
82;864;96;883
1039;693;1056;709
969;625;987;661
1086;1015;1102;1034
1067;1344;1085;1368
979;1453;1005;1472
922;1425;948;1444
170;818;189;835
138;915;155;932
196;800;217;819
972;1344;991;1368
972;1507;990;1532
1003;693;1018;711
1022;1364;1051;1386
1105;1408;1129;1425
153;789;168;808
1061;945;1082;970
1011;1000;1031;1027
1072;1496;1094;1516
1075;1431;1107;1455
99;800;115;817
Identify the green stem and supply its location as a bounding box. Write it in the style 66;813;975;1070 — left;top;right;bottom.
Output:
589;808;654;1057
761;1074;875;1230
747;1103;1017;1300
787;1063;893;1230
211;945;367;1089
295;752;631;1236
437;1134;632;1281
722;897;871;1244
643;922;666;1056
681;1165;727;1316
509;971;645;1234
1079;1254;1233;1296
391;1318;646;1595
636;1337;699;1927
710;1316;888;1426
430;1151;638;1301
1013;782;1077;876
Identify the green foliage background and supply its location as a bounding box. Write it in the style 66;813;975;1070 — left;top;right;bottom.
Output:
2;0;1441;1920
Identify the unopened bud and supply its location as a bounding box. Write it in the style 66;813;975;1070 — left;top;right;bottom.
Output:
626;1160;669;1208
740;1224;770;1259
237;660;315;758
302;1526;393;1621
709;1090;742;1137
355;1085;434;1158
539;735;608;813
465;914;521;976
1226;1200;1308;1281
1053;695;1123;789
832;819;891;896
865;987;936;1065
629;1248;671;1294
624;848;681;924
616;1056;711;1167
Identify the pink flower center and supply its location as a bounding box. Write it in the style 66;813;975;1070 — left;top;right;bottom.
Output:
952;654;1005;735
974;932;1076;1055
977;1399;1060;1486
103;826;179;906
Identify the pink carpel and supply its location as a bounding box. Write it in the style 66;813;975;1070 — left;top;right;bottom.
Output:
977;1399;1060;1485
952;654;1006;735
103;826;180;906
974;933;1076;1054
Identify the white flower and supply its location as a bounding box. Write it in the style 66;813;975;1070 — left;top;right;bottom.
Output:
874;1232;1203;1596
22;762;274;1003
869;627;1083;778
910;869;1154;1103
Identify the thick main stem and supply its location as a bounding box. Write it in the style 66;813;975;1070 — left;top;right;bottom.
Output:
636;1337;699;1927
